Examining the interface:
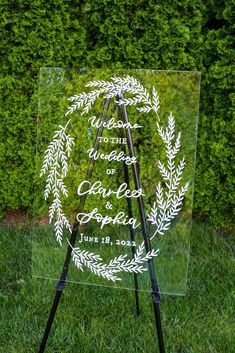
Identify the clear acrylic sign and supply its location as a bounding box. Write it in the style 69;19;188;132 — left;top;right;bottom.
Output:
33;68;200;295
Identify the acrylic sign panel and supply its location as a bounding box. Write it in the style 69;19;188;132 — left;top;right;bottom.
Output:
33;68;200;295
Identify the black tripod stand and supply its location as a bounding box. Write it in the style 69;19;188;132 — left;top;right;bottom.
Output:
38;96;165;353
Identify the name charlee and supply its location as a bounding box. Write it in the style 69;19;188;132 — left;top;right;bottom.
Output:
77;180;145;199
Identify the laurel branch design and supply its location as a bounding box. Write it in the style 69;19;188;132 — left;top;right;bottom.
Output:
70;240;159;282
147;112;189;239
40;75;188;281
66;75;160;117
40;120;74;244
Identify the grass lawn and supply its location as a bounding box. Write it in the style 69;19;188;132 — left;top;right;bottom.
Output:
0;222;234;353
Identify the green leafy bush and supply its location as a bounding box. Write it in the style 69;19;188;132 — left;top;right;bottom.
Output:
0;0;234;232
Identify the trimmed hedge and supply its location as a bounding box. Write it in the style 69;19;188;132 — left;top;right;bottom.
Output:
194;0;235;231
0;0;234;231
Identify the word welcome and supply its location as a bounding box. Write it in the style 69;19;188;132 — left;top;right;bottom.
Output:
88;116;141;130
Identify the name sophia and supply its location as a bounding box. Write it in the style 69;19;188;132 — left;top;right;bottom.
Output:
76;208;140;229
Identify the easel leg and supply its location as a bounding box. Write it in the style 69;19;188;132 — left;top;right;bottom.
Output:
123;159;140;316
38;99;110;352
38;225;78;353
152;294;165;353
38;227;73;352
38;286;62;352
118;95;166;353
119;105;140;315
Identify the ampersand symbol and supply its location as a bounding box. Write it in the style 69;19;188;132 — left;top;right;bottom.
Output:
105;202;112;209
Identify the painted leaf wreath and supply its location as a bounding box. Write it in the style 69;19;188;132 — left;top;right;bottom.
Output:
40;75;188;282
70;240;159;282
147;112;189;239
40;120;74;245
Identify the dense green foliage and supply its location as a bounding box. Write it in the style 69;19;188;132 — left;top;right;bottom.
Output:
195;1;235;231
0;0;234;231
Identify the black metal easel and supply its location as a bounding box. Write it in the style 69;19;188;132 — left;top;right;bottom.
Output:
38;96;165;353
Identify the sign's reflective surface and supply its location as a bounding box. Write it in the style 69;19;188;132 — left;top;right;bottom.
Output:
33;68;200;295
